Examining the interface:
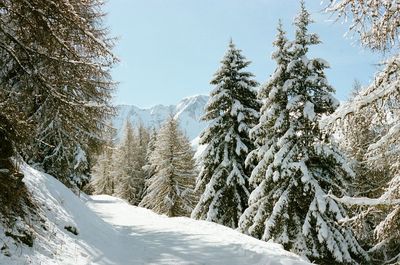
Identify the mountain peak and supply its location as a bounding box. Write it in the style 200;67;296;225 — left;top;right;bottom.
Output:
113;95;209;142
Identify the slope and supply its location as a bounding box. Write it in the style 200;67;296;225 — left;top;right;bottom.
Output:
0;164;311;265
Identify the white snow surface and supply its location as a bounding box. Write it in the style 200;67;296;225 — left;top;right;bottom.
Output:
0;163;311;265
114;95;209;143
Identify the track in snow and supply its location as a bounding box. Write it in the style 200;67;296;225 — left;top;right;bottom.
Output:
86;195;310;265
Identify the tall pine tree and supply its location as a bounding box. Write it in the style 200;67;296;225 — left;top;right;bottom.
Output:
240;3;367;264
191;40;260;228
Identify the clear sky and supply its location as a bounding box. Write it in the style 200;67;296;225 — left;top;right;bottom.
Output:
105;0;383;108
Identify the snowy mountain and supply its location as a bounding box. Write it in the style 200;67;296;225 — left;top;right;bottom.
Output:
0;163;311;265
114;95;209;143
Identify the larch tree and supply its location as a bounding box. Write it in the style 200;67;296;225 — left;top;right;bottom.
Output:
336;89;393;254
114;121;144;205
0;0;116;189
0;0;115;245
241;3;367;264
191;40;260;228
328;66;400;263
141;127;158;201
91;125;116;196
140;117;197;217
326;0;400;262
327;0;399;52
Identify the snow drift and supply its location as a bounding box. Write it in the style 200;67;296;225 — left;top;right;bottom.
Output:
0;164;311;265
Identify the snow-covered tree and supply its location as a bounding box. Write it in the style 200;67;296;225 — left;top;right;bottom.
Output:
326;1;400;262
339;82;391;199
239;20;291;241
191;40;260;228
140;117;197;217
0;0;116;188
141;127;158;200
91;125;116;195
327;0;399;51
328;81;392;252
240;4;367;264
114;121;145;205
329;70;400;262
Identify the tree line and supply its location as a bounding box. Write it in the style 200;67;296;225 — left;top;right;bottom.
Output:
91;118;198;217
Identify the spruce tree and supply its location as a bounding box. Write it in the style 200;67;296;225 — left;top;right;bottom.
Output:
240;4;367;264
239;21;291;238
139;117;197;217
191;40;260;228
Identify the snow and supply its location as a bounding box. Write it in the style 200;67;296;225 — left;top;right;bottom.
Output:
0;163;312;265
303;101;315;121
328;193;400;207
114;95;209;143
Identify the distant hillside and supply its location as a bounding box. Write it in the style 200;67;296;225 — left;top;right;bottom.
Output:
113;95;209;143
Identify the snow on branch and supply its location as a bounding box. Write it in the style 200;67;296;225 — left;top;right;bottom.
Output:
327;193;400;206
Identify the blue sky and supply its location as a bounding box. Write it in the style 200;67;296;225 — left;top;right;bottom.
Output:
105;0;383;108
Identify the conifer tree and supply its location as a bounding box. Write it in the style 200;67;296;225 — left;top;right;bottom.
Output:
326;1;400;262
91;125;116;195
140;117;197;217
240;4;367;264
141;127;158;200
327;0;399;51
0;0;116;188
340;82;391;199
239;21;291;238
114;121;144;205
191;40;260;228
332;78;400;263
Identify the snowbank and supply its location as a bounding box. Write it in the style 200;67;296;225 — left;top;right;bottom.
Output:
0;164;311;265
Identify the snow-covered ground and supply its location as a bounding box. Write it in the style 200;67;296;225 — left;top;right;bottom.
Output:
0;164;311;265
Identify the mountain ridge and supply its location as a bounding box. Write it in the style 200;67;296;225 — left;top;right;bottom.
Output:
113;95;209;142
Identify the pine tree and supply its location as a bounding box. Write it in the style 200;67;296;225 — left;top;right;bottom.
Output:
114;121;144;205
140;117;197;217
240;4;367;264
191;40;260;228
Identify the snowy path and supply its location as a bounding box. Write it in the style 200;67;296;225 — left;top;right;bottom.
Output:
86;195;310;265
0;165;310;265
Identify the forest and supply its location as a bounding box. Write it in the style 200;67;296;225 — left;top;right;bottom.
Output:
0;0;399;264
